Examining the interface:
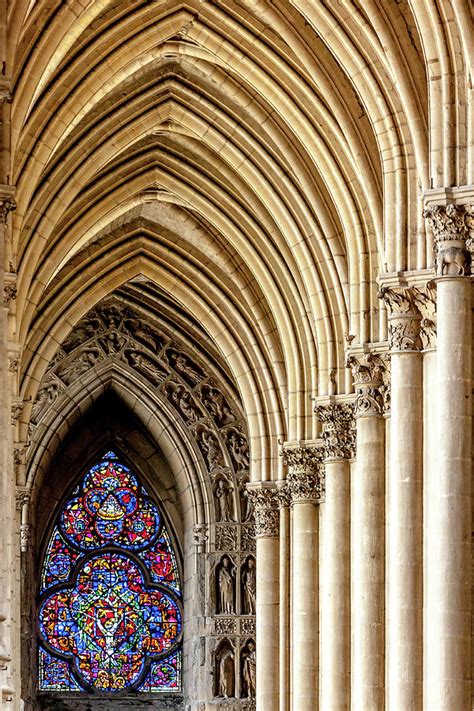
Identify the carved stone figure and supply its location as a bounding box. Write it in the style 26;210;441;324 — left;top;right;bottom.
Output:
216;645;235;698
242;558;256;615
242;642;256;697
62;316;100;352
239;476;254;522
167;349;203;384
125;350;167;385
56;348;102;385
167;384;202;423
99;331;126;355
217;557;235;614
124;318;165;352
215;479;233;522
31;381;62;423
200;384;235;426
201;430;224;471
226;428;250;470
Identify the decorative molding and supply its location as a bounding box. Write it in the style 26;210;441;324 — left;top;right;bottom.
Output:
346;352;389;417
3;283;17;307
282;446;325;504
423;203;473;277
246;486;279;538
316;402;356;460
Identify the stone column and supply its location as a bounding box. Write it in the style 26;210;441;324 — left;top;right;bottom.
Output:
0;191;16;702
346;352;387;711
316;402;355;711
379;284;423;710
283;445;324;711
422;201;472;710
277;483;291;711
248;484;280;711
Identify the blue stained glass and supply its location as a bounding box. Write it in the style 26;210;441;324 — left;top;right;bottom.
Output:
38;452;182;694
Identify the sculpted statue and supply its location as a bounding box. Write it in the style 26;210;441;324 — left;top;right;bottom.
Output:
242;642;256;697
215;479;233;522
242;558;256;615
169;385;201;423
217;557;235;614
217;646;235;698
31;381;61;422
239;477;254;522
56;348;102;384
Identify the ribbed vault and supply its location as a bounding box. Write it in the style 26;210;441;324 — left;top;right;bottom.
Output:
4;0;472;470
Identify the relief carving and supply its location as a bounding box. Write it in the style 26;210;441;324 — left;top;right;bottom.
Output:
226;427;250;471
165;381;203;423
124;349;168;385
197;427;225;471
98;331;126;355
200;383;235;427
62;315;101;353
215;524;238;551
166;348;204;385
31;380;63;424
241;524;256;552
123;317;166;352
56;347;103;385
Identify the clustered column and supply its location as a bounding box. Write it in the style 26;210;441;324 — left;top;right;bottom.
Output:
316;402;355;711
346;353;387;711
379;284;423;710
0;192;16;696
247;484;280;711
423;202;472;710
283;445;324;711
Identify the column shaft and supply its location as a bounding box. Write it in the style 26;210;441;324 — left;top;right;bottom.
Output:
425;278;472;709
387;352;423;709
352;414;385;710
320;458;351;710
292;501;319;711
279;502;290;711
256;535;280;710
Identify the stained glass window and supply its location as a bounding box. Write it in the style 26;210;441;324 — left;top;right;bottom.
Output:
38;451;182;694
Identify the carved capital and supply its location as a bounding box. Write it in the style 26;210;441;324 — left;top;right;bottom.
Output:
316;403;356;459
346;352;389;417
282;446;325;504
3;284;17;307
193;523;208;546
246;486;279;538
0;196;16;225
379;286;422;351
423;203;474;277
412;283;437;350
15;486;30;512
